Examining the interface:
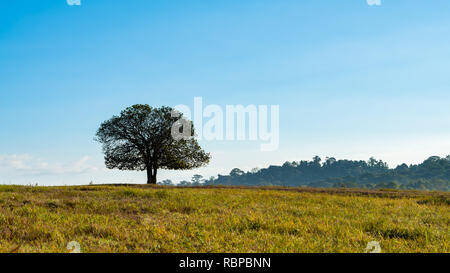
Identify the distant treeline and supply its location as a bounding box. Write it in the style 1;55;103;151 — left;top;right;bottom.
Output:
160;156;450;191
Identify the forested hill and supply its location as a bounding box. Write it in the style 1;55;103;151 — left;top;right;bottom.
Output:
204;156;450;191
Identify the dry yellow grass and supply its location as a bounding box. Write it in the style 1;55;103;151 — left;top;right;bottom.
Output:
0;185;448;253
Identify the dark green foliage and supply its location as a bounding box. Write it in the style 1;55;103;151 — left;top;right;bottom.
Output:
207;156;450;191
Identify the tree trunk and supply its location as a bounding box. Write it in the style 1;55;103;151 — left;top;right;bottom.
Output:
152;167;158;184
146;168;157;184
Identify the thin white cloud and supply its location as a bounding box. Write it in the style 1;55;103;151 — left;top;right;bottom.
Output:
0;154;98;176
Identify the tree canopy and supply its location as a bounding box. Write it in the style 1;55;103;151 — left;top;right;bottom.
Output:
203;156;450;191
95;104;210;184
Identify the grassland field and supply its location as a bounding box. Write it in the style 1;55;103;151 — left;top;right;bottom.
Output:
0;185;448;253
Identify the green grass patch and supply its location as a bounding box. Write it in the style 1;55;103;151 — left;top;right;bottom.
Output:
0;185;448;253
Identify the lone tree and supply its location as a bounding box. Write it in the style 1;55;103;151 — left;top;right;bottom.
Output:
95;104;210;184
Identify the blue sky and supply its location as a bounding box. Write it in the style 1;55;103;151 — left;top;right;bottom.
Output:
1;0;450;185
